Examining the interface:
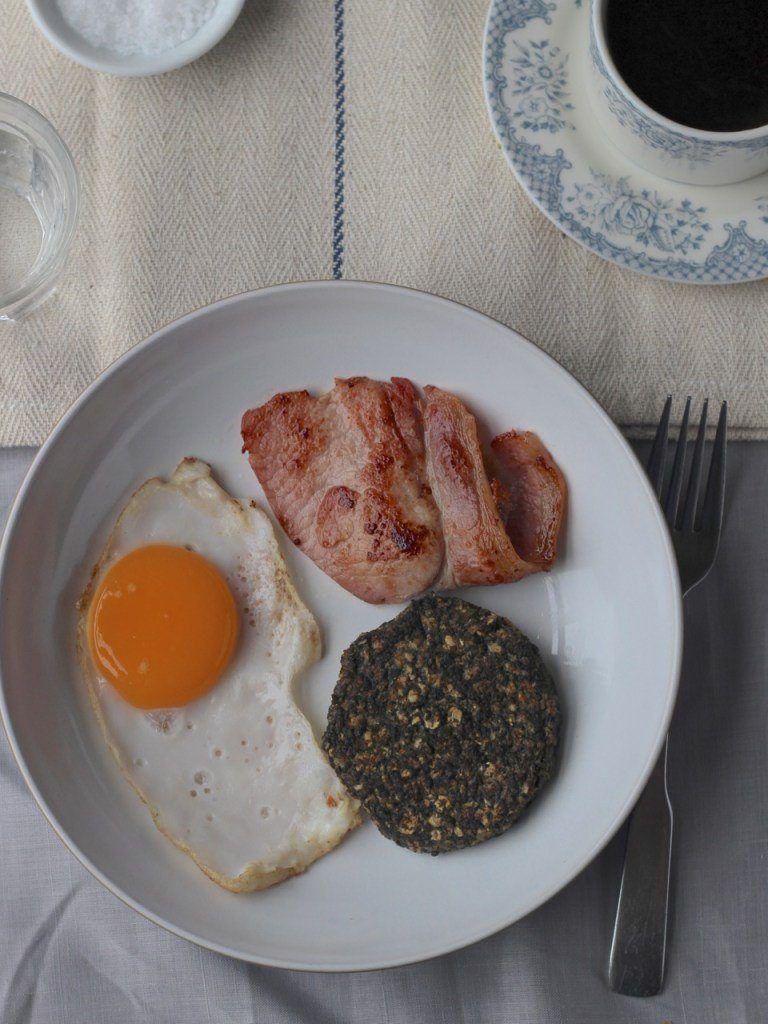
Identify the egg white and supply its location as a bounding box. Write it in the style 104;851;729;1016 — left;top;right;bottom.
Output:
78;458;359;892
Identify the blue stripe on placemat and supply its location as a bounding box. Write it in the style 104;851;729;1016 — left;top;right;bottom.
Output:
333;0;346;279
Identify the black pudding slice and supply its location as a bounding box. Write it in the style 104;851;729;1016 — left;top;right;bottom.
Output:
322;594;560;854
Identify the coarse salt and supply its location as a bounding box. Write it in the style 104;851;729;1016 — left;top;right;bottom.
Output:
56;0;218;57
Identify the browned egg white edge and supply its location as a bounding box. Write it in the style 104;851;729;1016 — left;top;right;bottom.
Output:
74;457;361;893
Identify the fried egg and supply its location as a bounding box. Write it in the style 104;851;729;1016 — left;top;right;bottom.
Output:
78;458;359;892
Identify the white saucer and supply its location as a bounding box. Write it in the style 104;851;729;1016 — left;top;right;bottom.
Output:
484;0;768;283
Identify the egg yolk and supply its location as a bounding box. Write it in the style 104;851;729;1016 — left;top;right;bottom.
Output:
87;545;239;710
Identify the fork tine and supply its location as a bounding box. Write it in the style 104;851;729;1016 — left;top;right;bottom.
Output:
647;396;672;498
698;401;727;534
681;400;708;530
665;396;691;528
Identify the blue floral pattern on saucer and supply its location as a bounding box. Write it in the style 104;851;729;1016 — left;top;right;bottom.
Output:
565;173;709;255
484;0;768;283
509;41;574;133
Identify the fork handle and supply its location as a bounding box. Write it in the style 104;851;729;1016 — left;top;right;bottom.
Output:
608;739;673;996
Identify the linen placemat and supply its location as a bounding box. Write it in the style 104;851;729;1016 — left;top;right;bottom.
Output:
1;0;767;446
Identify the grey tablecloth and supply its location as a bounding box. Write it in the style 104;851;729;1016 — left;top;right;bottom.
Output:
2;444;767;1024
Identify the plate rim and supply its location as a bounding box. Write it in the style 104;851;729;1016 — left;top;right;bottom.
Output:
0;279;683;971
482;0;768;285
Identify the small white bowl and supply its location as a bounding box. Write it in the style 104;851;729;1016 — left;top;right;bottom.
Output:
26;0;245;77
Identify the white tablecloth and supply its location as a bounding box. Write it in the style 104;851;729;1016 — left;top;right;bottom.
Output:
2;444;767;1024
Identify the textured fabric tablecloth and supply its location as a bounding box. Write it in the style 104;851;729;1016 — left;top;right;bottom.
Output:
2;0;768;445
2;443;767;1023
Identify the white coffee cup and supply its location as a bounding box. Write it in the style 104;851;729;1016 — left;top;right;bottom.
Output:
587;0;768;186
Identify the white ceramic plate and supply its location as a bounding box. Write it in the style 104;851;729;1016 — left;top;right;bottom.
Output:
0;282;681;971
484;0;768;283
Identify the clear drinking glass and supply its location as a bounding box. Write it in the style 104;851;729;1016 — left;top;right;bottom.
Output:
0;93;79;322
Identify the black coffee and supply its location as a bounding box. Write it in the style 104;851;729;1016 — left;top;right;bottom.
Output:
605;0;768;132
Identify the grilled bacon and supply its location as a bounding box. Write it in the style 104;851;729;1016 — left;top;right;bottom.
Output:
241;377;566;604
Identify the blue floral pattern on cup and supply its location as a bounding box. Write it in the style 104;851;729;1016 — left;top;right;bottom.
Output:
509;41;574;133
758;198;768;225
484;0;768;282
589;31;768;169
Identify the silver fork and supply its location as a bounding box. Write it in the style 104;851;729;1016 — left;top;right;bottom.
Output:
608;397;728;997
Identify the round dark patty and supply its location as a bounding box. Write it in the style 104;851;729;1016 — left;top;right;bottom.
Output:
323;594;560;854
